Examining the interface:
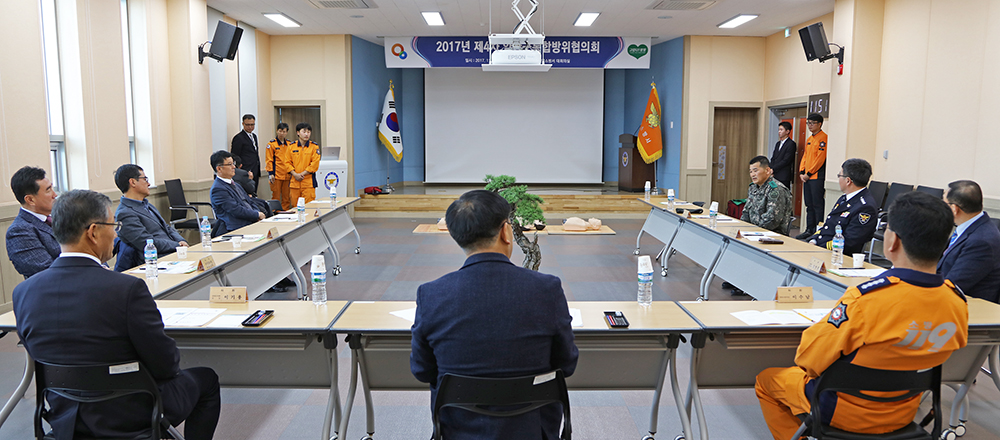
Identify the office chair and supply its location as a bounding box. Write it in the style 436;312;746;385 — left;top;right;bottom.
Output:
868;183;914;262
867;181;889;211
112;237;144;272
34;360;184;440
915;185;944;201
266;199;283;213
790;360;945;440
432;370;571;440
164;179;215;231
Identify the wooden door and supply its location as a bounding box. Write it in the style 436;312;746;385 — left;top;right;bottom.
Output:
275;106;323;146
711;108;758;207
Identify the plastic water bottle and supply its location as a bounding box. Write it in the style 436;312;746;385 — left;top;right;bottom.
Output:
708;201;719;229
644;181;651;202
329;185;337;208
310;255;327;305
296;197;306;223
832;225;845;268
200;216;212;250
144;239;158;280
637;255;653;307
666;189;675;211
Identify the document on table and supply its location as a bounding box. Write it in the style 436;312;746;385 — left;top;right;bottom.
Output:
128;261;198;274
158;308;227;327
212;234;265;243
730;310;813;326
388;307;583;327
827;268;886;278
205;314;252;328
691;214;738;222
740;231;782;242
793;308;833;323
263;214;300;222
569;308;582;327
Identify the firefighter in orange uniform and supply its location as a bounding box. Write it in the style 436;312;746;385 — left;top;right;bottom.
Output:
288;122;321;204
265;122;293;210
796;113;828;239
756;191;968;440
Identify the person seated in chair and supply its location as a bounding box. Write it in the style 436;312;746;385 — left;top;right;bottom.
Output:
938;180;1000;303
411;190;579;440
209;150;265;235
741;155;793;235
13;189;220;440
800;158;879;255
113;164;187;264
755;191;968;440
5;166;60;279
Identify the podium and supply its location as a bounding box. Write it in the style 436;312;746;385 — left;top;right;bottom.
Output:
618;134;655;192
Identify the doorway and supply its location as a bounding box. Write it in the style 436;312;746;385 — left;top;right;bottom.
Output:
275;106;322;146
711;107;759;207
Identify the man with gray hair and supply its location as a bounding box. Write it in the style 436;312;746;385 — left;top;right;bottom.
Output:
13;190;220;440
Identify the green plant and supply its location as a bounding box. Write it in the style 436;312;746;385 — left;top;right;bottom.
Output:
484;174;545;270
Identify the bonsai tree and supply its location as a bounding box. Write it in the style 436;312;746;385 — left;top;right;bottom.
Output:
484;174;544;270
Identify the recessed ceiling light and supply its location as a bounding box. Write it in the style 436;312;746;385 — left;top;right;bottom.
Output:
263;12;301;28
350;15;364;18
717;14;758;29
574;12;600;27
657;16;672;19
422;11;445;26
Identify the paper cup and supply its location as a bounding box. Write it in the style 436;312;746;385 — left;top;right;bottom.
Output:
232;236;243;248
176;246;188;259
852;253;865;268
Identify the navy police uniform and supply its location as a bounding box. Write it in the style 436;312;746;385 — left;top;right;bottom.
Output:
808;187;879;255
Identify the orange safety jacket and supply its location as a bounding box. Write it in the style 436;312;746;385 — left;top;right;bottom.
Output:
800;130;828;180
289;140;321;189
265;138;293;180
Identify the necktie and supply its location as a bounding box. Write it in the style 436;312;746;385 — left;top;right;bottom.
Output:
948;231;958;248
44;216;52;226
250;132;258;152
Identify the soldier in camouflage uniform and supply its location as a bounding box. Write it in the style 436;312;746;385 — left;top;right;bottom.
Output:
741;156;793;235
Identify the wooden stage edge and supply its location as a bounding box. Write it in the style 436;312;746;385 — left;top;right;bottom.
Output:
356;193;653;219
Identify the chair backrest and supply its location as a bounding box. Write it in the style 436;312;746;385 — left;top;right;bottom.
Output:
113;238;144;272
867;180;889;210
432;370;571;440
883;183;914;211
164;179;191;223
808;359;940;438
34;360;164;440
915;185;944;201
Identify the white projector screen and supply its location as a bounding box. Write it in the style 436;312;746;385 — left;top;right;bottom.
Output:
424;68;604;183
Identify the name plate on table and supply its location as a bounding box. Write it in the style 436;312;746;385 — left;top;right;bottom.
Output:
728;229;743;239
197;256;216;271
267;227;280;239
808;257;827;273
776;286;813;303
210;286;248;303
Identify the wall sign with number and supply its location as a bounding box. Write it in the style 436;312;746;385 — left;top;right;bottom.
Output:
808;93;830;118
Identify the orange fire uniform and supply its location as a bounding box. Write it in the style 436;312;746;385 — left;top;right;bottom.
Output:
756;269;968;440
799;130;827;180
288;140;321;204
266;138;292;210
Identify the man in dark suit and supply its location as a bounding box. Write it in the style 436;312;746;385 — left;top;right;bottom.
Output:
209;150;265;235
230;113;260;193
769;121;797;189
803;158;879;255
938;180;1000;303
13;189;220;440
411;190;579;440
113;164;188;258
5;166;60;279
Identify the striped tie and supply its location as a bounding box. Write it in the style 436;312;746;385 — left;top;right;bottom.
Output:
948;231;958;248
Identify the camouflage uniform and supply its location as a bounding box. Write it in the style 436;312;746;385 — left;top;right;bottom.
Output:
741;176;793;235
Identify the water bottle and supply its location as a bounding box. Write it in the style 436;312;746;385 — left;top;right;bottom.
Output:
708;201;719;229
310;255;327;305
200;216;212;250
329;185;337;208
296;197;306;223
644;181;651;202
666;189;675;211
832;225;845;268
637;255;653;307
144;239;158;280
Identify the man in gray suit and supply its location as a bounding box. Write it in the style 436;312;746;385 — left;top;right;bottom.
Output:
114;164;188;258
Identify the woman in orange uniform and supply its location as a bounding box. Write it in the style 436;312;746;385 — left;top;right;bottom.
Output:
265;122;292;210
288;122;321;204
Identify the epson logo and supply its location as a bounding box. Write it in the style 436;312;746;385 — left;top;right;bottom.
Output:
507;54;527;60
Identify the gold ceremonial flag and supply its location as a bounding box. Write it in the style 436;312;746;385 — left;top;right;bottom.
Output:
637;83;663;164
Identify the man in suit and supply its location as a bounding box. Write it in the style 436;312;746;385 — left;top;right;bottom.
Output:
803;158;879;255
769;121;797;190
209;150;265;235
13;189;220;440
230;113;260;194
411;190;579;440
938;180;1000;303
5;166;60;279
113;164;188;257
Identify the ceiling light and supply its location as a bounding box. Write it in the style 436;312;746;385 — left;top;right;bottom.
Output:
574;12;600;27
422;12;445;26
717;14;758;29
657;16;672;20
263;13;301;28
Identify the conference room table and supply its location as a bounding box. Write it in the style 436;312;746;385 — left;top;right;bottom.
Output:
677;298;1000;440
634;198;880;301
329;300;703;440
0;300;350;440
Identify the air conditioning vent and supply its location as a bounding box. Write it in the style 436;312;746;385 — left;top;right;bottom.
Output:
646;1;716;11
307;0;376;9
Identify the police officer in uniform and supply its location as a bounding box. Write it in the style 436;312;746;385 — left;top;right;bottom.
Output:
756;191;967;440
741;155;793;235
803;158;879;255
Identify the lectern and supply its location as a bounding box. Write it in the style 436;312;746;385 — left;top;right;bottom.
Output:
618;134;655;192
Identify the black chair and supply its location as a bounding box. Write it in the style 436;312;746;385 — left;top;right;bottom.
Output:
792;360;943;440
164;179;215;231
266;199;282;213
112;237;144;272
432;370;571;440
868;183;914;262
34;360;184;440
915;185;944;201
882;183;914;212
867;181;889;211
